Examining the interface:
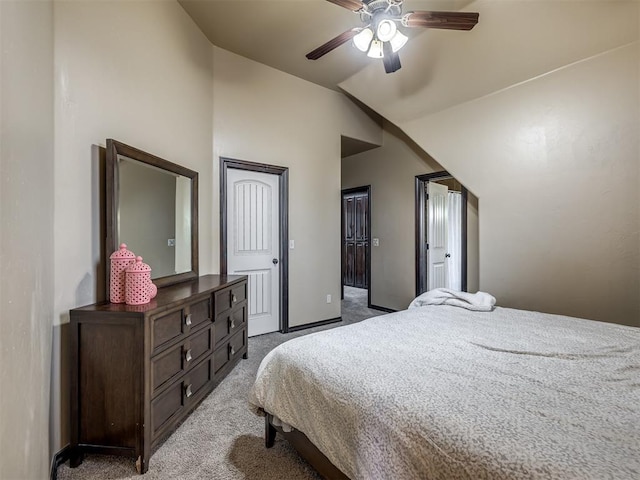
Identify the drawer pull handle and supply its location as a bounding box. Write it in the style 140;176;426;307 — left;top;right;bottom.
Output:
185;314;192;326
185;384;193;398
232;294;238;304
230;319;236;329
185;349;192;363
230;345;235;356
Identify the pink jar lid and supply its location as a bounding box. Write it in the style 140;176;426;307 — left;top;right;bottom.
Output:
110;243;136;260
125;256;151;273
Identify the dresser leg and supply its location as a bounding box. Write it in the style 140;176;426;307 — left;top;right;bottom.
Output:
265;415;277;448
243;352;248;359
135;455;148;474
69;449;84;468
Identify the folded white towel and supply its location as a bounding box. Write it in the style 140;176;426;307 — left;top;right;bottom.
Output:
408;288;496;312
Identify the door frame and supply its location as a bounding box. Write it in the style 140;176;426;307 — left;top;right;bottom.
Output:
341;185;372;308
415;171;468;296
220;157;290;333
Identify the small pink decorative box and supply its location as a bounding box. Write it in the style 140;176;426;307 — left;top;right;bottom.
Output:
109;243;135;303
125;256;157;305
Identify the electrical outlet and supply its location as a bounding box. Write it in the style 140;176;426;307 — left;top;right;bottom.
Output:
373;238;380;247
168;238;176;247
326;294;332;304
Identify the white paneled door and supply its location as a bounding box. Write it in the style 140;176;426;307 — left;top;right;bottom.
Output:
427;181;449;290
227;169;280;337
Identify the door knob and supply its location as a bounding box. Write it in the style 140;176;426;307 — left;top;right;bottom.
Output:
445;253;451;258
272;258;279;265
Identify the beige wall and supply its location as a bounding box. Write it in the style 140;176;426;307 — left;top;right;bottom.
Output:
404;44;640;326
342;124;439;310
341;1;640;327
52;0;214;455
0;1;54;478
212;46;381;328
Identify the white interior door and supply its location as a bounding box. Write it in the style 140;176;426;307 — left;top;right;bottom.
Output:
227;169;280;337
446;191;462;291
427;181;449;290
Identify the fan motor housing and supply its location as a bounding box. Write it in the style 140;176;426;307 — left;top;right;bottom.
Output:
365;0;402;15
361;0;403;28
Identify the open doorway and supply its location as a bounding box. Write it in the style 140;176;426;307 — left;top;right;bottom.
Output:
415;171;468;296
341;186;371;307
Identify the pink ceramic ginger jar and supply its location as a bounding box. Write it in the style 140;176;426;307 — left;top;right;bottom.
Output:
125;256;157;305
109;243;135;303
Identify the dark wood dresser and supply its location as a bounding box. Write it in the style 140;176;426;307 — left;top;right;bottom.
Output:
69;274;248;474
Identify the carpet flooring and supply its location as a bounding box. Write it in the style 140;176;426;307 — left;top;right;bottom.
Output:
57;287;383;480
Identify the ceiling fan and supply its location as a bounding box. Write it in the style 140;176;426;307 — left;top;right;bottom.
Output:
306;0;479;74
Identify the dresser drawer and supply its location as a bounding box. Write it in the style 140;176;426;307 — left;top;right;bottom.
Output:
150;296;212;354
150;308;184;353
214;282;247;316
151;356;214;440
214;306;246;347
151;380;185;436
189;325;213;364
184;357;213;401
214;329;246;375
188;296;212;330
150;327;213;396
151;342;184;395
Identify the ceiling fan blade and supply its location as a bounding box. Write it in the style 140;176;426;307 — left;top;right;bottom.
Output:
404;11;479;31
382;41;401;74
326;0;365;12
306;29;361;60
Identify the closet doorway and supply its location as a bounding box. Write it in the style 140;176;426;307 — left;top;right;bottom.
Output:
341;186;371;305
415;172;468;296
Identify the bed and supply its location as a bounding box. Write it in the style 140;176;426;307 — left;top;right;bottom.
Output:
249;298;640;479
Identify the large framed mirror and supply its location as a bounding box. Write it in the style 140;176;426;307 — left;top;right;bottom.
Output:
106;139;198;298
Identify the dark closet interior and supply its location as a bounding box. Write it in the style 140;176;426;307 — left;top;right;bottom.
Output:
342;189;369;289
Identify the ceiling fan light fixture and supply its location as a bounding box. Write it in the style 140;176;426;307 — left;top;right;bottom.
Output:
353;27;373;52
376;19;397;42
390;30;408;52
367;39;384;58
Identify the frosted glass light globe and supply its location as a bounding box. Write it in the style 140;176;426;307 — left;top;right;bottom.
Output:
367;39;384;58
353;28;373;52
390;30;408;52
376;19;397;42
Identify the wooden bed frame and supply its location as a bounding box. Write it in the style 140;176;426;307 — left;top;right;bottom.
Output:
265;414;349;480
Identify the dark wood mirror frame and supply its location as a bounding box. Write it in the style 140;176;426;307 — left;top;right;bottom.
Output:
106;139;199;299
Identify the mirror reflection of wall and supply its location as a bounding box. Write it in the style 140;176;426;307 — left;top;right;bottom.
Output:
118;157;191;279
175;176;192;273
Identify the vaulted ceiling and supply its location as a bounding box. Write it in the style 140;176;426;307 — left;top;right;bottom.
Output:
179;0;473;91
180;0;638;152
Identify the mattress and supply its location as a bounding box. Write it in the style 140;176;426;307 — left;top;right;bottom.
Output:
249;305;640;479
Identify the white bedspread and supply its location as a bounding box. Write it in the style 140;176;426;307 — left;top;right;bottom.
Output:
249;306;640;479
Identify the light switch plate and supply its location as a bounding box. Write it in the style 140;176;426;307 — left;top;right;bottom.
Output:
373;238;380;247
289;240;295;249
